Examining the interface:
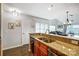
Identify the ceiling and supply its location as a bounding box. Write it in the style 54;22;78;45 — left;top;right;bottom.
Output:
5;3;79;24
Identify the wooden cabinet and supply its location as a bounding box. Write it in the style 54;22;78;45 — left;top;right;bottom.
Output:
34;40;40;56
40;43;48;56
30;38;67;56
34;40;48;56
30;35;66;56
30;37;35;54
34;40;66;56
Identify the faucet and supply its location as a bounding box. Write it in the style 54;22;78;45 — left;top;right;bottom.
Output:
45;29;50;34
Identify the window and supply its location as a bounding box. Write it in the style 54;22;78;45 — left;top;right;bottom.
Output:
35;23;48;33
66;25;79;35
36;23;40;33
49;26;55;32
35;23;55;33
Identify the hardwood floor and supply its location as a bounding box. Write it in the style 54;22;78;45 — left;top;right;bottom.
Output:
3;44;33;56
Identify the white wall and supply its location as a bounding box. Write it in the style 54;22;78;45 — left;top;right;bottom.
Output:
2;4;50;50
21;15;49;45
33;17;49;24
2;4;36;50
21;15;36;45
2;6;22;50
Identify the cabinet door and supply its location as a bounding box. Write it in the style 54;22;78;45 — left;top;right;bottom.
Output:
34;40;48;56
34;40;40;56
39;49;48;56
40;43;48;51
34;40;40;47
34;46;40;56
39;43;48;56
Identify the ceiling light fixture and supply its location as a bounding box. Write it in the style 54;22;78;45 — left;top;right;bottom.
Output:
9;7;21;16
48;4;53;11
65;11;74;25
48;7;51;11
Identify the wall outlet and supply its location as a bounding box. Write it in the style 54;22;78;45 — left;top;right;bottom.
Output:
71;40;78;44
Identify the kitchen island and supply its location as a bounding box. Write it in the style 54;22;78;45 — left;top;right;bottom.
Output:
29;33;79;56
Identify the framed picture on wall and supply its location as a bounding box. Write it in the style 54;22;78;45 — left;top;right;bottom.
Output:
8;23;15;29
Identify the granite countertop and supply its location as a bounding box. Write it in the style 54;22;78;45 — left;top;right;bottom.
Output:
31;35;79;56
49;34;79;40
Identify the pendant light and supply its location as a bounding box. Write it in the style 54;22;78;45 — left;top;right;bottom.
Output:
66;11;73;25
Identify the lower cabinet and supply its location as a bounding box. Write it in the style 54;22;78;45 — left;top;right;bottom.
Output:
34;40;48;56
33;40;66;56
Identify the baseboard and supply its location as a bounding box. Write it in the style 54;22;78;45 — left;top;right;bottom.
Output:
3;44;29;51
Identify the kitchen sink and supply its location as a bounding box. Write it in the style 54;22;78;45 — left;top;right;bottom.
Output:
38;37;55;43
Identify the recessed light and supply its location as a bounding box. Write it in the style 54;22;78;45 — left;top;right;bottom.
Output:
48;7;51;11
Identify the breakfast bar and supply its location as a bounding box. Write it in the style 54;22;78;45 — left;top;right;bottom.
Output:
29;33;79;56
